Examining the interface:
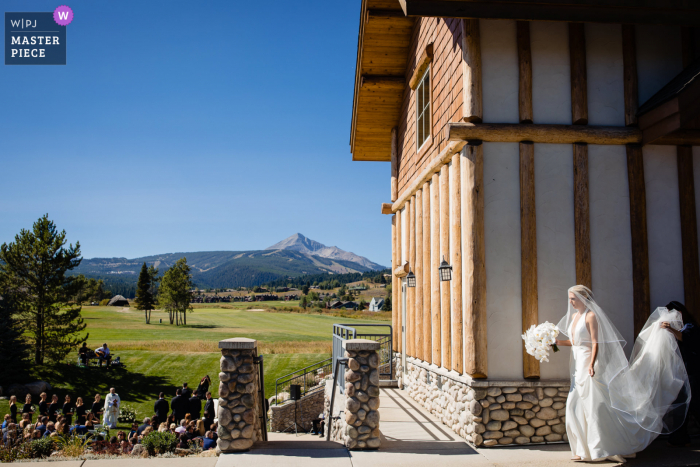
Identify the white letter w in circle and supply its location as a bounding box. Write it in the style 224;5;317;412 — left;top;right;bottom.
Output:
58;11;69;20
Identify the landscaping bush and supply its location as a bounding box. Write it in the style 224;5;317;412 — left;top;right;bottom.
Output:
55;434;91;457
118;404;138;423
99;299;110;306
29;436;55;458
141;431;177;456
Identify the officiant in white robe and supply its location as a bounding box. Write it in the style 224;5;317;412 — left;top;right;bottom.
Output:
103;388;120;428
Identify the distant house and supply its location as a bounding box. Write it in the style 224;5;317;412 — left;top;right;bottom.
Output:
107;295;129;306
340;301;358;310
369;297;384;312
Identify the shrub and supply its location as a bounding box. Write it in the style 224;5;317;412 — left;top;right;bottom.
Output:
99;299;110;306
29;436;55;458
55;434;91;457
0;440;32;462
118;404;138;423
141;431;177;456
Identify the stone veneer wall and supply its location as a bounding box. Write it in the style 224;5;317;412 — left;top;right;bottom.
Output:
216;338;263;453
397;355;570;447
269;386;325;432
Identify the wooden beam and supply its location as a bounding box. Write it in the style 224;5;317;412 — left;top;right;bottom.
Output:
462;19;483;123
422;182;432;362
394;262;410;278
655;129;700;146
450;153;464;373
361;75;406;91
448;122;641;145
367;9;408;20
382;203;393;214
391;127;399;202
569;23;588;125
392;140;467;212
462;143;487;378
677;146;700;324
520;142;540;379
517;21;533;124
440;164;452;369
392;215;398;352
622;25;638;127
431;173;442;367
415;189;424;361
396;209;403;354
408;197;416;357
626;144;651;337
398;0;700;26
574;143;592;288
409;43;434;90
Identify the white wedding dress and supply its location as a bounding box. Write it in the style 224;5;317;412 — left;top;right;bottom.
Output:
560;288;690;461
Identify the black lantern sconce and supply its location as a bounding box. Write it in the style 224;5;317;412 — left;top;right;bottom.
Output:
406;270;417;288
438;256;453;281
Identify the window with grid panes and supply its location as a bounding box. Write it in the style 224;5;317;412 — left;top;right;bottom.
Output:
416;66;431;151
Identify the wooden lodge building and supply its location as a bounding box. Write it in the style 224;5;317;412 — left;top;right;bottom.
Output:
350;0;700;447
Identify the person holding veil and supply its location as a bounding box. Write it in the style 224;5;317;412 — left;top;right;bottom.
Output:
554;285;691;463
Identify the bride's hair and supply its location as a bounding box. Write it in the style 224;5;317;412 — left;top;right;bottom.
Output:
569;285;594;302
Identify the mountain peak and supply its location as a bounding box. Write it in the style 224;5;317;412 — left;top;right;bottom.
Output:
266;234;383;270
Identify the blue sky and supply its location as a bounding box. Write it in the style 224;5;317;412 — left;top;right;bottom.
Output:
0;1;392;266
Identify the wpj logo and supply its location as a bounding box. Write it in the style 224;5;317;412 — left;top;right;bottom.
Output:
5;12;68;65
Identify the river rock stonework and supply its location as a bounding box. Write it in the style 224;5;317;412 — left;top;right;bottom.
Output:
216;338;263;453
269;385;325;432
398;355;569;447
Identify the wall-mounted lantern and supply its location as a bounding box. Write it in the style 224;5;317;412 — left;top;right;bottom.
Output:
438;256;453;282
406;270;417;288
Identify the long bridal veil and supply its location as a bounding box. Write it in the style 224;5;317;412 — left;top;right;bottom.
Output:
557;286;691;435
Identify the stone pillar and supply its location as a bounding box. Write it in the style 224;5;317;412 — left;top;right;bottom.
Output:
343;339;381;450
217;338;262;453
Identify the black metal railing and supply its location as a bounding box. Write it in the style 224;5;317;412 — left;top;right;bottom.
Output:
332;323;393;394
274;357;332;405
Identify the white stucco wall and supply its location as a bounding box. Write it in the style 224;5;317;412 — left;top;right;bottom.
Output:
643;146;684;311
588;145;635;355
484;142;522;379
635;25;682;105
585;24;624;126
480;19;519;123
530;21;571;124
534;144;575;379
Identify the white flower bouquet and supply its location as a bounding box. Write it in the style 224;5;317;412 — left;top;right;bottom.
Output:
522;322;560;363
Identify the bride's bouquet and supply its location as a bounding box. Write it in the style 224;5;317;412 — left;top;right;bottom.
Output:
522;322;559;363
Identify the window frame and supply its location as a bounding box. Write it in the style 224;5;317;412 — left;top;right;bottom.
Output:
415;64;433;157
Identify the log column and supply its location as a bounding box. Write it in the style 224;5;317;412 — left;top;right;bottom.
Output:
520;142;539;379
574;144;592;288
392;214;398;352
431;173;442;366
516;21;533;124
396;209;402;353
440;164;451;368
450;154;463;373
408;197;416;357
415;190;424;361
462;143;487;378
422;182;432;361
462;19;482;123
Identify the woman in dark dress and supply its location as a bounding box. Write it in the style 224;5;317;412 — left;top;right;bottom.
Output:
9;396;17;424
38;393;48;419
21;394;35;423
62;395;74;426
194;375;211;399
91;394;103;424
48;394;60;423
74;397;87;425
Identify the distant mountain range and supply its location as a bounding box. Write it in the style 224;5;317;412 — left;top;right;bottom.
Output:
73;234;386;289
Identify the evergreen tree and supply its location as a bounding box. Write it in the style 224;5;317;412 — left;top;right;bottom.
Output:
158;258;194;326
381;296;392;312
0;289;31;382
0;215;87;364
134;262;155;323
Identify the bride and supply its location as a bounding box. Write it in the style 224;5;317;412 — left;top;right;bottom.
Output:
554;285;690;463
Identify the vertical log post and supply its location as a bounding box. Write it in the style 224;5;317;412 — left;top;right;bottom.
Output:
450;154;463;373
569;23;588;125
431;173;442;366
396;209;402;353
626;145;651;337
462;19;483;123
392;214;398;352
440;164;452;368
622;25;638;127
408;197;416;357
415;190;424;361
678;147;700;322
422;182;432;361
391;127;398;202
462;143;487;378
520;142;539;379
517;21;533;124
574;144;592;288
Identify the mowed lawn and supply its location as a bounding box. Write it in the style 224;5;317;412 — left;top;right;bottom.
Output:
1;306;389;430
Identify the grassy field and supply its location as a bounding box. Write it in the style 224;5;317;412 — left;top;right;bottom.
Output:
1;306;389;430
